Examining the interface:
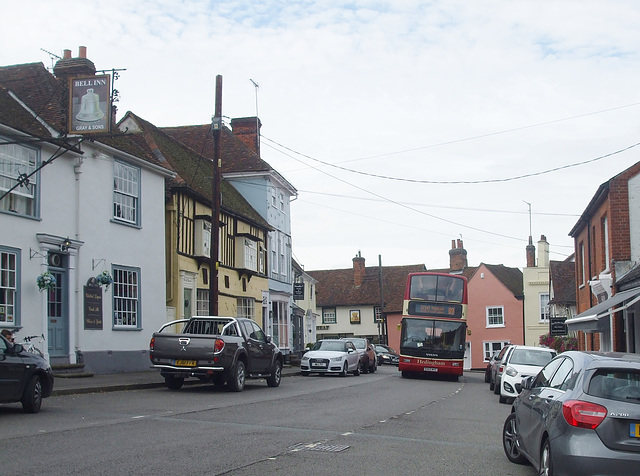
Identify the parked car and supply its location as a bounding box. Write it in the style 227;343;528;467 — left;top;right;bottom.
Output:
0;334;54;413
485;350;499;383
498;345;556;403
341;337;376;373
375;344;399;366
489;344;514;392
503;351;640;476
300;339;361;376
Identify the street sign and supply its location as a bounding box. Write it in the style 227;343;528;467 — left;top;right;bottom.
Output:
293;283;304;300
550;317;568;336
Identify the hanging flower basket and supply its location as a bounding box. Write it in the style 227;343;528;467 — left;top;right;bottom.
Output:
37;271;56;292
95;270;114;291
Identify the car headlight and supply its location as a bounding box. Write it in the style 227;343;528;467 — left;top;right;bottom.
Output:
301;356;309;362
505;366;518;377
330;356;343;362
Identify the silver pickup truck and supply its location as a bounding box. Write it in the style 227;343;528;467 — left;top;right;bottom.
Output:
149;316;283;392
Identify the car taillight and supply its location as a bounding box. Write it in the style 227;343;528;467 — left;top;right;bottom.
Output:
562;400;607;429
498;364;505;374
214;338;225;353
150;337;155;352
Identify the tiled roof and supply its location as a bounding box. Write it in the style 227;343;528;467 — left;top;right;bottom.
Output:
117;112;269;228
0;62;67;133
162;124;272;174
0;85;52;139
308;264;426;313
481;263;524;299
549;259;576;305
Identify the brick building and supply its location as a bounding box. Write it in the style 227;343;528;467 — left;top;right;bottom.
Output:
566;160;640;353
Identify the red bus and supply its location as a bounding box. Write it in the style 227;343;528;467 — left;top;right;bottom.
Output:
399;272;468;380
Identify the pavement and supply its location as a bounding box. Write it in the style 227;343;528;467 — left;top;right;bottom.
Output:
51;365;301;396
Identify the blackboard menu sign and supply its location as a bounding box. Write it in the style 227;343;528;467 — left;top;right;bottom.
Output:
84;285;103;330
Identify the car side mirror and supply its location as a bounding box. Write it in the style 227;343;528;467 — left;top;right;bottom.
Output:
516;376;534;393
12;343;24;354
265;335;272;343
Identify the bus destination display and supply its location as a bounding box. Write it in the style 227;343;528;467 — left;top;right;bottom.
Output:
407;301;463;318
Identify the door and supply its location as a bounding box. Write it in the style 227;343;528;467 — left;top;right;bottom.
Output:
0;338;25;399
463;341;471;370
47;268;68;357
241;320;272;373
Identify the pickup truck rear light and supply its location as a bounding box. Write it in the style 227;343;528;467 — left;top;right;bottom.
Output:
562;400;607;429
214;338;225;353
149;337;155;362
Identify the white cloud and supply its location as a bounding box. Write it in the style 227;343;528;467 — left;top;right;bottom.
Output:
3;0;640;270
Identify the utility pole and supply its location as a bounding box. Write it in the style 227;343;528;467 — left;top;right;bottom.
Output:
209;75;222;315
378;254;386;344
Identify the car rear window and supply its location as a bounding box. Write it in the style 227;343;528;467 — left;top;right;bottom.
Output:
587;370;640;403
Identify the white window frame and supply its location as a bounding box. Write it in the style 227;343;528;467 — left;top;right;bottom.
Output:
0;247;19;326
196;289;209;315
0;141;39;217
486;306;504;327
237;297;255;319
323;308;336;324
112;266;141;328
243;238;257;271
602;216;610;272
113;161;140;226
539;293;550;322
483;341;509;361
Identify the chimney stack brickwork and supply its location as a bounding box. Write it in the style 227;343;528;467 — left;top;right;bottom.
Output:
526;236;536;267
449;239;468;272
53;46;96;80
353;252;365;287
231;117;261;156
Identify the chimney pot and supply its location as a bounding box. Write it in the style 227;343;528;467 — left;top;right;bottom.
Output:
352;253;366;287
63;49;72;59
79;46;87;58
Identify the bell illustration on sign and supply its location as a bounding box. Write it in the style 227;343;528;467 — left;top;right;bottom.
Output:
76;88;105;122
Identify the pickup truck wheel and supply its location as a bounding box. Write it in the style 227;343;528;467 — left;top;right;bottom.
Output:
267;360;282;387
228;360;246;392
21;375;43;413
165;375;184;390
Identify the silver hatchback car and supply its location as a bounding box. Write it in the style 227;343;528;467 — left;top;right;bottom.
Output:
503;351;640;476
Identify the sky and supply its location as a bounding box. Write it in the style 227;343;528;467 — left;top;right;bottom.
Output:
4;0;640;272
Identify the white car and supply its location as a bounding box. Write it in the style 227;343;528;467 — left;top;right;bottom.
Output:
300;340;361;376
498;345;556;403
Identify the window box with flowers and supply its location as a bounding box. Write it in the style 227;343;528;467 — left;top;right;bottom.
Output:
36;271;56;292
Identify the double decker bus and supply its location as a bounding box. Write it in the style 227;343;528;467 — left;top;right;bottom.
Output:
399;272;468;379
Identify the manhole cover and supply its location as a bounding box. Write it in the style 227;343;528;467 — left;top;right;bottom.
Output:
288;441;350;453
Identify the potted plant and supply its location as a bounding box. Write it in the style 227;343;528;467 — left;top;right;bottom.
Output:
36;271;56;292
95;270;114;291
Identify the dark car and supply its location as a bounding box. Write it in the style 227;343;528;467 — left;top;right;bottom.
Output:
341;337;376;373
503;351;640;476
490;344;514;393
375;344;399;366
0;334;54;413
485;350;499;383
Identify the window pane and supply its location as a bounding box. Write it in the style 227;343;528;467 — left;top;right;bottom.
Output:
113;162;139;224
113;267;139;327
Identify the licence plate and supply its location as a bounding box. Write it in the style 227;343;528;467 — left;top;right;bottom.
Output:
631;423;640;438
175;360;196;367
312;363;326;368
424;367;438;372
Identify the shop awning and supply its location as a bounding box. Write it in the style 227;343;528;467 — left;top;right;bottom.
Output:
566;287;640;332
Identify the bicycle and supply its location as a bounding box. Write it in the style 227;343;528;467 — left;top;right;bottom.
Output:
20;334;46;358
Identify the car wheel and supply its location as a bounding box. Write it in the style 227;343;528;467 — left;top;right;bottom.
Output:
301;371;310;377
266;360;282;387
164;375;185;390
353;365;360;376
494;379;501;395
502;413;527;465
489;377;495;391
21;375;43;413
484;370;490;383
340;362;348;377
228;360;246;392
539;438;554;476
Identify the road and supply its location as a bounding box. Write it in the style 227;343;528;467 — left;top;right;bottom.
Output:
0;366;535;476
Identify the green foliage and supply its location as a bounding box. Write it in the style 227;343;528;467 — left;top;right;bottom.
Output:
539;333;578;353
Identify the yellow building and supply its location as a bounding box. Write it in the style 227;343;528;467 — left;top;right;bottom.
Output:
117;113;271;323
523;235;550;346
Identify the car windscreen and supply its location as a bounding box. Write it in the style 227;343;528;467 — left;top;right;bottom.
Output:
313;341;346;352
509;349;555;366
587;369;640;403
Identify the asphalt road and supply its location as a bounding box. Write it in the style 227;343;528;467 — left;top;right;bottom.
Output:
0;366;536;476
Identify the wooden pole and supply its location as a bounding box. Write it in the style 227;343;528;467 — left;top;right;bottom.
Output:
209;75;222;315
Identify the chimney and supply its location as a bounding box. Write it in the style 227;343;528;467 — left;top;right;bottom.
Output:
231;117;261;156
526;236;536;267
353;251;366;287
449;239;468;273
53;46;96;80
537;235;549;268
